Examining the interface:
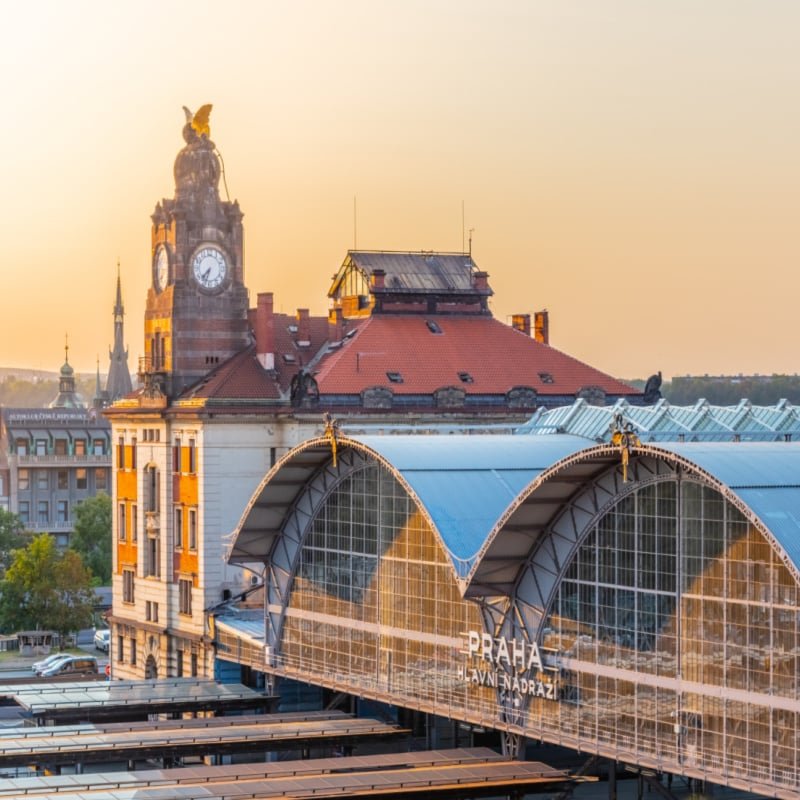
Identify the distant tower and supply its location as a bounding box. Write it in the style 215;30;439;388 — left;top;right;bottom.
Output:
93;356;109;409
50;337;86;409
106;264;133;401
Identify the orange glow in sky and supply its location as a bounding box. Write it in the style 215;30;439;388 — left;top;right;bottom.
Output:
2;1;799;380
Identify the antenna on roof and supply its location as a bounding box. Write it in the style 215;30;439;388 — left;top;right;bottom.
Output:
353;195;358;251
461;200;465;254
468;228;475;257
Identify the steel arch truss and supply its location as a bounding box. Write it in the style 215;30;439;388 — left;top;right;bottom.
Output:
503;455;676;644
264;448;371;659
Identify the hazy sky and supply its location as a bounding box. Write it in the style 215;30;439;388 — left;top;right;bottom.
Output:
2;1;798;380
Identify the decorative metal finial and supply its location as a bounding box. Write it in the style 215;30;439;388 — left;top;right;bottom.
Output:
610;413;640;483
323;412;340;468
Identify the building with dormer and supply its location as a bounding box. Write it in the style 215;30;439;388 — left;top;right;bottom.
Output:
106;107;642;680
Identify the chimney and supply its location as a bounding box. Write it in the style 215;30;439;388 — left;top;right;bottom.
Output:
296;308;311;347
534;310;549;345
371;269;386;290
329;306;344;342
511;314;531;336
472;271;489;292
255;292;275;370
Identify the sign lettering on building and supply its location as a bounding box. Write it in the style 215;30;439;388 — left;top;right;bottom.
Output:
460;631;559;703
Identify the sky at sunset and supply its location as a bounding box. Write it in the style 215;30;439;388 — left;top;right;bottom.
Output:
2;1;798;381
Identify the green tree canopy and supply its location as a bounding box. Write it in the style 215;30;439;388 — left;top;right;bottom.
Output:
0;533;95;640
71;492;112;585
0;509;32;577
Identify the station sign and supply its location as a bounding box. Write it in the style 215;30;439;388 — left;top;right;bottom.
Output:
460;631;559;703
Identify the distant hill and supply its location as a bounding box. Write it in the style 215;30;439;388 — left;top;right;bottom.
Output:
621;374;800;407
0;371;100;408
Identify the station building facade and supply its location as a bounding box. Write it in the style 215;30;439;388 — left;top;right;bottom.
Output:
221;430;800;800
107;107;642;681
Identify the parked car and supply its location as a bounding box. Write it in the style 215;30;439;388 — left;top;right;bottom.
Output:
32;653;70;675
94;629;110;652
39;656;99;678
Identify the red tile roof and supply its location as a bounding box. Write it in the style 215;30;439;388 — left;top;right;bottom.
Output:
179;346;282;401
313;315;635;396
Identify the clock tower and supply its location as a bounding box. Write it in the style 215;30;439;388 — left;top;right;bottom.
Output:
143;105;249;398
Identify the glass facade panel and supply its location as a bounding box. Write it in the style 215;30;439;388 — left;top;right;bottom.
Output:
281;464;488;711
540;478;800;790
273;464;800;793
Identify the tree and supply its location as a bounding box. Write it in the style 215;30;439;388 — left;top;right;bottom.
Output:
0;509;32;577
71;492;112;584
0;534;95;640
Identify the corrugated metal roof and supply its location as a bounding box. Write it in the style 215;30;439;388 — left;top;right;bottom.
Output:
346;251;480;294
228;432;800;596
517;398;800;442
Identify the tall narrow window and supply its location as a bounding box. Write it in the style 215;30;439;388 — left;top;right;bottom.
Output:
37;501;48;525
145;466;159;513
57;501;68;524
131;437;137;469
179;579;192;615
173;438;181;472
118;437;125;469
18;469;29;491
122;568;135;603
76;468;87;490
74;439;86;455
188;439;196;473
174;507;183;550
118;503;127;542
145;535;160;578
18;501;29;524
131;504;138;543
188;508;197;551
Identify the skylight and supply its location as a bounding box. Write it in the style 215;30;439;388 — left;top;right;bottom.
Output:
386;372;404;384
458;372;474;384
538;371;554;384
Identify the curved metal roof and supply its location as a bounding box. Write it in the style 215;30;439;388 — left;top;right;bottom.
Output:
228;434;800;597
227;434;590;580
470;440;800;595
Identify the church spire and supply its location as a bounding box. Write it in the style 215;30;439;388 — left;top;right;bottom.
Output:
106;262;133;401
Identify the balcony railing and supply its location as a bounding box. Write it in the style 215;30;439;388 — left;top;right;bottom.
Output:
14;453;110;467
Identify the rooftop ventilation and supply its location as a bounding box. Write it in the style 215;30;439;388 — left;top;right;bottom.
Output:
282;354;297;364
538;371;554;384
287;325;298;333
458;371;474;384
426;320;443;334
344;329;358;340
386;371;404;384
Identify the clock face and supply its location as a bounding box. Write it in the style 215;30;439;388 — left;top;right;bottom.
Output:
192;246;228;290
155;245;169;291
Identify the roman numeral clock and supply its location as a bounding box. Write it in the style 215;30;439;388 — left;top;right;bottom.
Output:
143;105;249;398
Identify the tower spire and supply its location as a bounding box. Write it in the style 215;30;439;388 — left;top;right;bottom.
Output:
106;262;133;401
